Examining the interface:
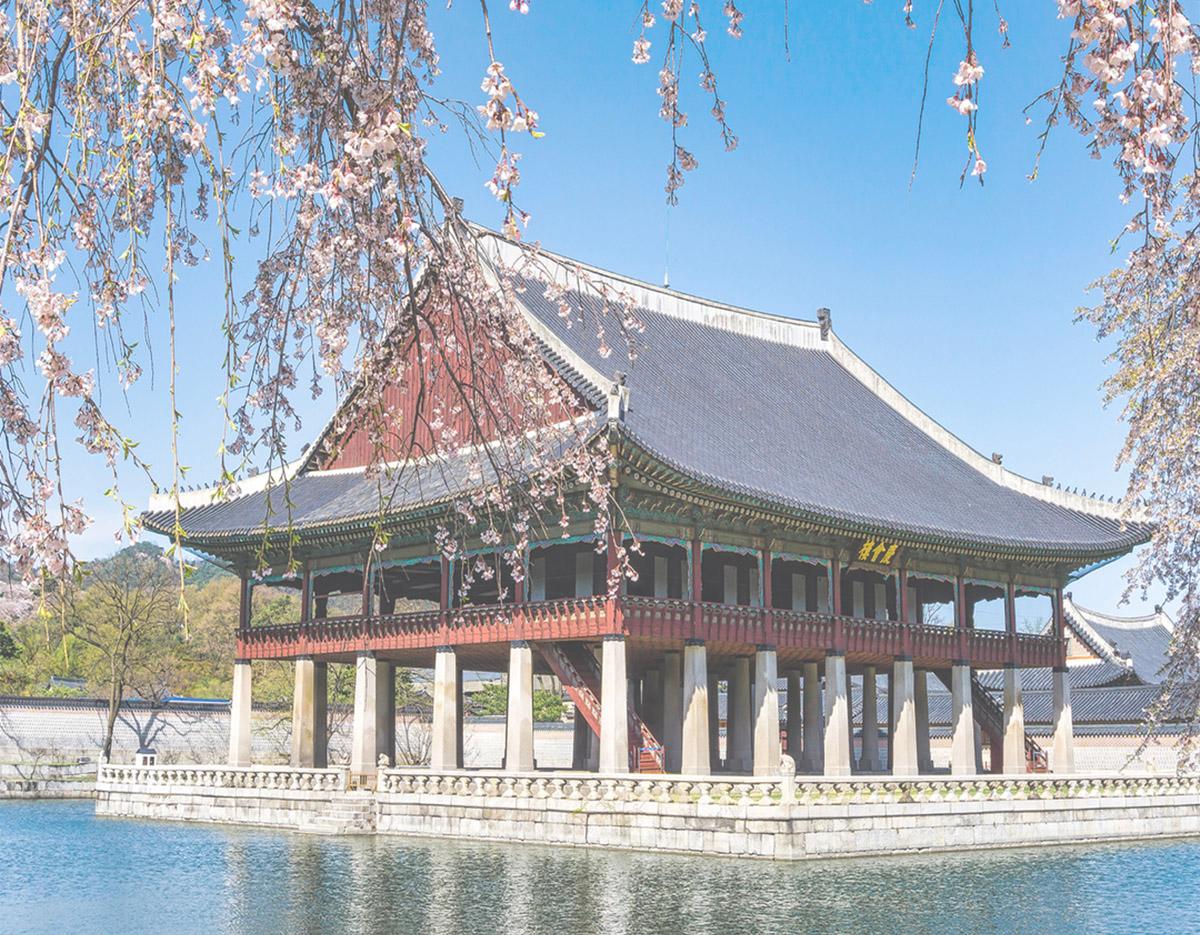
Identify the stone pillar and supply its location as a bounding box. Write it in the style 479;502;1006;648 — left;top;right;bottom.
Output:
313;660;327;768
914;669;933;772
728;656;752;773
506;640;536;772
375;660;395;767
228;659;252;767
1052;666;1075;773
753;646;780;776
642;667;663;737
785;670;803;764
891;657;918;776
950;662;976;776
1003;664;1026;774
291;656;318;768
708;669;721;768
599;635;630;773
823;652;852;777
350;652;379;775
662;650;683;772
572;707;592;770
802;661;824;773
430;646;460;770
859;664;881;772
681;639;710;774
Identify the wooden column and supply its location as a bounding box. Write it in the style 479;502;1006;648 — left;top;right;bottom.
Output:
300;565;312;623
831;556;844;651
690;538;703;637
761;547;774;643
238;575;250;631
1053;585;1066;667
955;574;969;661
1005;580;1018;664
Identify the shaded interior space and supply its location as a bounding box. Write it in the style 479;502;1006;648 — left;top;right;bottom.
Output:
528;541;604;601
840;568;896;620
769;558;829;612
312;569;367;618
376;562;440;614
453;553;519;607
909;575;955;627
624;540;687;599
700;548;760;605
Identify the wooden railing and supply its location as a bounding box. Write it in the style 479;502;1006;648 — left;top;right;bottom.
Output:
237;595;1066;669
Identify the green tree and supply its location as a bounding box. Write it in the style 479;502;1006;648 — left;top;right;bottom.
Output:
469;681;565;722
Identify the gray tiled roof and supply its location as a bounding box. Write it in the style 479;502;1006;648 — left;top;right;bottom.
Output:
514;282;1145;556
974;662;1137;692
1064;601;1173;685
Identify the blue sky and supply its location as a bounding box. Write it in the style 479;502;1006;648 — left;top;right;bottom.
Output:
66;3;1164;614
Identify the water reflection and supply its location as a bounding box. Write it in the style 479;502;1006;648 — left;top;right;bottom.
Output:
2;801;1197;935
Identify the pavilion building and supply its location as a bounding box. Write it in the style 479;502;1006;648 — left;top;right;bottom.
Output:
145;230;1149;782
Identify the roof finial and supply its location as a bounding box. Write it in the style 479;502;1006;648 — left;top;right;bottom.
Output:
817;307;832;340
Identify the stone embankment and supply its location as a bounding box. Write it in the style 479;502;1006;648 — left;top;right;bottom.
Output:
1;762;96;800
95;764;1200;859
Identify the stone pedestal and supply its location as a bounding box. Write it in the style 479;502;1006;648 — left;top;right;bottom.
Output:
950;663;977;776
1003;664;1026;774
662;651;683;772
431;646;460;770
802;662;824;773
1052;666;1075;774
291;657;318;768
728;656;752;773
681;640;710;775
859;665;881;772
823;653;851;777
350;652;379;775
228;659;252;767
785;671;803;765
753;646;780;776
891;657;918;776
599;636;630;773
506;641;536;772
914;669;933;772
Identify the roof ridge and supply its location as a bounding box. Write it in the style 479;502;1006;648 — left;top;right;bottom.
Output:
1069;598;1168;628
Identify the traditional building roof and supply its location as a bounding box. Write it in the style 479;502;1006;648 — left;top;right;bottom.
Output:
146;227;1149;563
1060;596;1174;684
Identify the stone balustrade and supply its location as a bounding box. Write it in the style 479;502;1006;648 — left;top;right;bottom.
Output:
98;763;348;793
378;767;1200;807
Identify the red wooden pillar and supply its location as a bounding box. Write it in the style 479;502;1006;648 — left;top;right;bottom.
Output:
362;558;372;617
238;574;250;631
690;538;703;639
1005;580;1018;665
300;565;312;623
761;547;774;643
605;530;623;634
1053;584;1066;667
956;575;969;662
898;567;912;656
831;555;844;651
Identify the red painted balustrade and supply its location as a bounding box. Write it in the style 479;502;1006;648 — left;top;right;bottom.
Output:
236;595;1065;669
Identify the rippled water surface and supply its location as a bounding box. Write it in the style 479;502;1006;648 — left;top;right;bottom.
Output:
3;800;1198;934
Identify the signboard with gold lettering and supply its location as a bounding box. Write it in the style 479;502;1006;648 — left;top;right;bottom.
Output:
856;538;899;566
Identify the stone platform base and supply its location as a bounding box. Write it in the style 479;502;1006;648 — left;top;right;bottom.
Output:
94;765;1200;858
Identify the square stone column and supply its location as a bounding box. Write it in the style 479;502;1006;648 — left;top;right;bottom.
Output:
375;660;395;767
753;646;781;776
430;646;461;770
891;657;918;776
506;640;536;772
708;670;721;768
228;659;252;767
1003;664;1026;774
350;652;379;775
1052;666;1075;773
802;661;824;773
950;662;977;775
914;669;933;772
681;639;710;775
785;670;803;764
728;656;753;773
599;635;630;773
859;664;881;772
823;652;852;777
313;660;327;769
661;650;683;772
291;656;318;768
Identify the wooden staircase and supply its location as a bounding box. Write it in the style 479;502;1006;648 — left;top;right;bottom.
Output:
934;670;1047;772
537;641;664;772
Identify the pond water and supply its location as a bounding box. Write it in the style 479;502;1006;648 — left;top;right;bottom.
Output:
2;800;1197;934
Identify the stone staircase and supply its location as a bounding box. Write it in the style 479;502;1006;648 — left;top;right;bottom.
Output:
296;793;377;835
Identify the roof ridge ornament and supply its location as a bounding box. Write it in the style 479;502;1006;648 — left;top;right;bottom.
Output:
817;307;832;340
607;370;629;422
